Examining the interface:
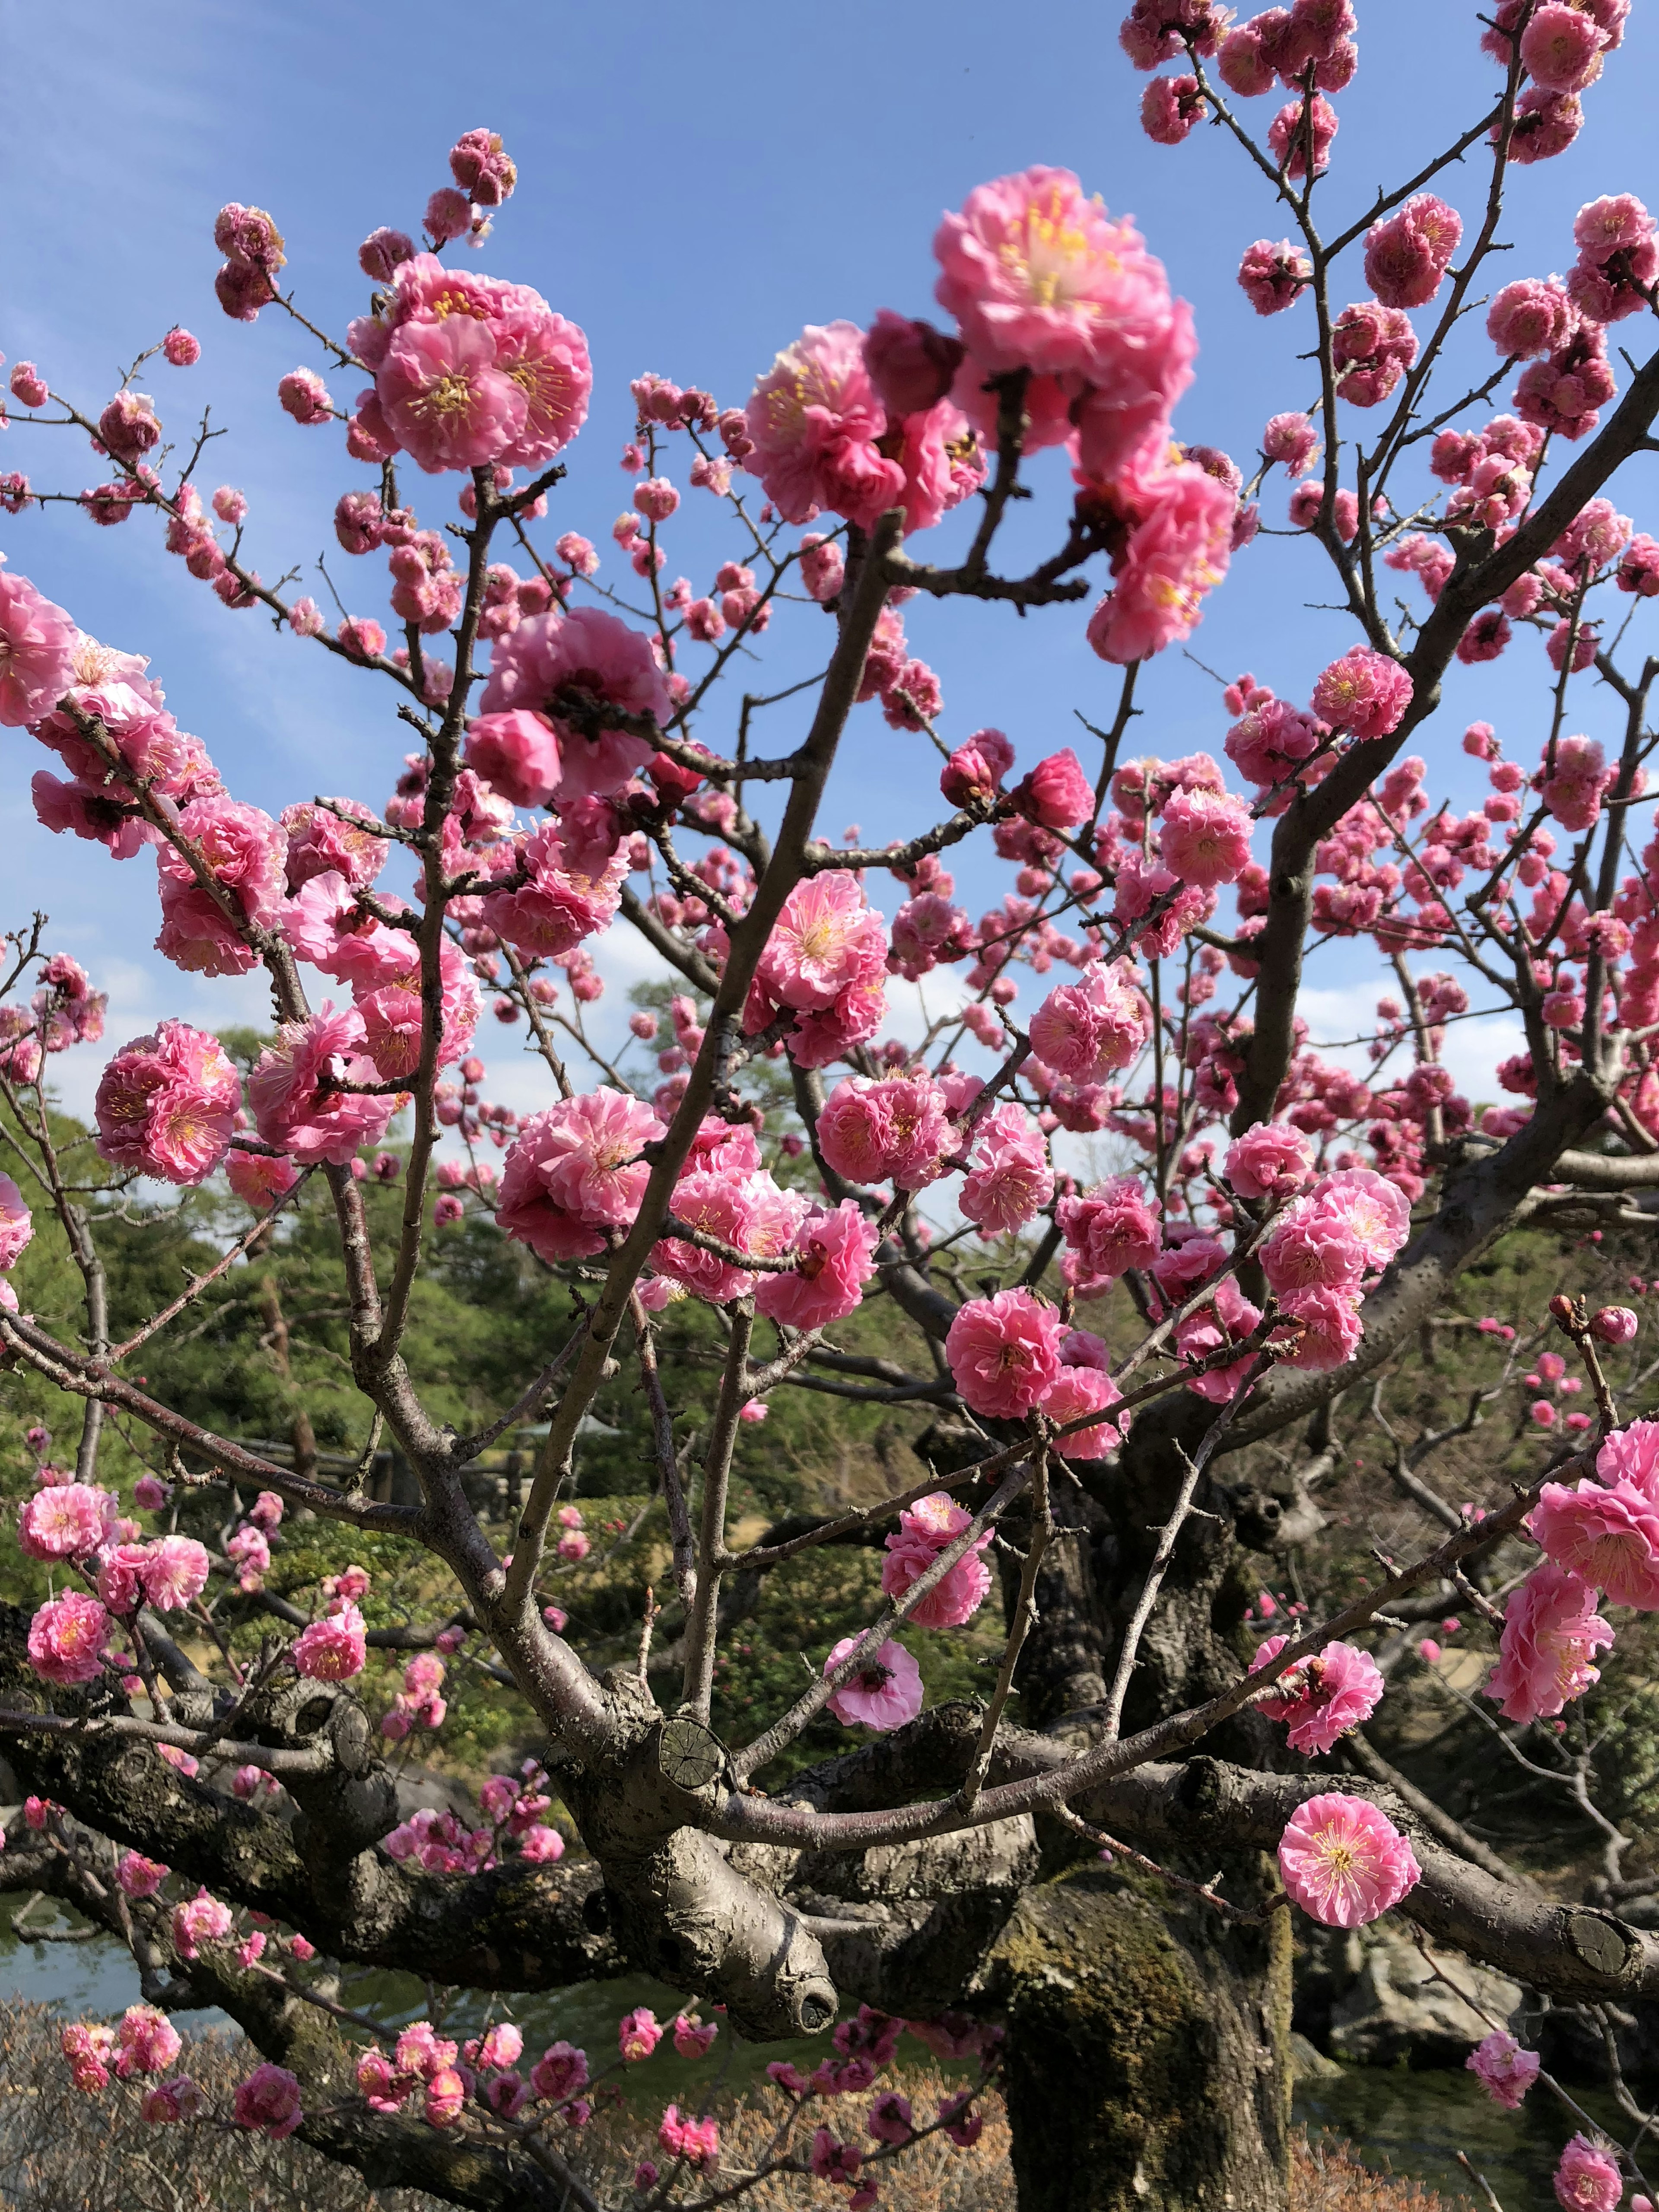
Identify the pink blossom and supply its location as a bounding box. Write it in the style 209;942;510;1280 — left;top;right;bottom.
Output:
1224;1122;1312;1200
17;1481;112;1561
1528;1479;1659;1609
531;2041;589;2102
376;315;526;474
1042;1364;1129;1459
1029;960;1149;1083
824;1636;924;1730
277;367;333;425
517;1822;565;1862
1330;301;1418;407
1238;239;1313;315
1276;1285;1365;1373
497;1089;665;1265
880;1494;994;1630
27;1592;111;1684
1593;1306;1640;1345
1263;412;1319;474
483;820;627;962
464;710;561;808
1278;1792;1421;1927
1486;1563;1613;1724
60;2021;114;2092
659;2105;721;2172
450;127;517;204
1159;787;1253;887
810;2130;863;2186
1363;197;1463;312
249;1003;396;1166
754;1200;877;1329
94;1022;242;1185
869;2090;915;2145
960;1103;1055;1237
1013;748;1093;830
115;2005;182;2080
1553;2135;1624;2212
757;874;887;1015
9;361;50;408
1268;92;1338;179
1522;5;1609;92
1487;278;1578;359
480;607;666;800
226;1149;301;1213
1252;1637;1384;1754
742;321;904;529
1084;461;1233;664
142;1535;211;1611
171;1887;232;1960
1466;2031;1541;2110
1311;648;1413;739
293;1601;367;1681
619;2008;663;2063
672;2013;719;2061
945;1288;1065;1417
1541;736;1611;833
0;572;78;726
1057;1174;1162;1281
279;798;387;893
234;2062;303;2141
118;1851;168;1899
935;169;1190;425
155;797;288;977
1141;73;1207;144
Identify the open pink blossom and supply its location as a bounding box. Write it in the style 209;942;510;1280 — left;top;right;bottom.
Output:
653;1170;763;1304
1252;1637;1384;1753
757;874;887;1015
1030;960;1149;1083
234;2062;304;2141
154;797;288;977
945;1288;1065;1417
94;1021;242;1186
376;315;526;474
0;1172;32;1270
1529;1479;1659;1609
1085;462;1233;664
1467;2031;1541;2110
1041;1364;1129;1459
1276;1285;1365;1373
1057;1175;1162;1282
1521;4;1610;92
880;1494;994;1630
279;798;387;893
226;1148;302;1213
619;2008;663;2063
19;1482;112;1560
823;1636;924;1730
117;1851;168;1900
480;608;667;801
743;321;903;530
934;168;1190;411
1363;196;1463;311
1596;1419;1659;1497
496;1089;665;1265
27;1592;111;1685
293;1600;367;1681
1311;648;1413;739
960;1103;1054;1237
1224;1123;1312;1200
1159;787;1253;887
0;572;77;725
171;1888;232;1962
1487;278;1578;359
1238;239;1314;315
1278;1792;1421;1927
483;820;628;961
115;2005;183;2080
1553;2135;1624;2212
141;1535;211;1612
1487;1563;1613;1723
754;1200;877;1329
250;1003;397;1166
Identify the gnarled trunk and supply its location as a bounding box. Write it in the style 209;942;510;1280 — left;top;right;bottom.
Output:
988;1861;1292;2212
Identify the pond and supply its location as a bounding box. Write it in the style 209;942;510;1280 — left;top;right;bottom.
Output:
0;1900;1630;2209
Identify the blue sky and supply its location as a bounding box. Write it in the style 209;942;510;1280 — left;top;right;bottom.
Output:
4;0;1658;1130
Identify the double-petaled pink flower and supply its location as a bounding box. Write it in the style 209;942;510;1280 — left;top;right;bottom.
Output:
754;1200;877;1330
94;1021;242;1186
960;1103;1054;1237
497;1089;665;1265
1466;2031;1541;2111
480;607;666;800
1278;1792;1421;1928
945;1288;1065;1418
250;1003;397;1166
1528;1479;1659;1610
1486;1563;1613;1723
0;570;77;727
1029;960;1149;1084
293;1600;367;1681
823;1636;924;1731
233;2062;304;2140
880;1493;994;1629
1252;1638;1385;1754
27;1591;111;1684
1057;1175;1162;1284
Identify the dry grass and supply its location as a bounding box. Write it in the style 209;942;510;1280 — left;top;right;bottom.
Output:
0;2001;1469;2211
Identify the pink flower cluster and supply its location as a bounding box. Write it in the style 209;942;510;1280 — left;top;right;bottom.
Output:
1030;961;1150;1084
94;1021;242;1185
881;1492;994;1630
497;1089;665;1264
351;252;590;476
819;1072;956;1192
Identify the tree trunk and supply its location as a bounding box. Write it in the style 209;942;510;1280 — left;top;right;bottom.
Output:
988;1861;1292;2212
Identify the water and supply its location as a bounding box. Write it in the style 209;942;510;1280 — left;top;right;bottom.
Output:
1;1902;1636;2204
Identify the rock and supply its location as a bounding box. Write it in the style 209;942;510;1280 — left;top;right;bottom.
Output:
1328;1926;1521;2066
1289;2031;1344;2081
